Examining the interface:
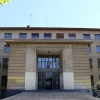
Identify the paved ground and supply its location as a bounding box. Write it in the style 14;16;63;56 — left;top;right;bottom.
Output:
2;92;99;100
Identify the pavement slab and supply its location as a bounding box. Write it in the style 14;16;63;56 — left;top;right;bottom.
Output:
2;92;100;100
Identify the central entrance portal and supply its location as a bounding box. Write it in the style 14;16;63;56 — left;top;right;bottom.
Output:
38;55;60;90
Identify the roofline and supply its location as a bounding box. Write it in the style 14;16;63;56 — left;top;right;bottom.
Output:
0;27;100;31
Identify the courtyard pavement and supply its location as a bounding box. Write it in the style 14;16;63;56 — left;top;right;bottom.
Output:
2;92;100;100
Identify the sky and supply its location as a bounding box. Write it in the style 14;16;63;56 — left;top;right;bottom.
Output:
0;0;100;28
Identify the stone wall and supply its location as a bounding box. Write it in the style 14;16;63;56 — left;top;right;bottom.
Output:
7;44;26;90
72;44;91;89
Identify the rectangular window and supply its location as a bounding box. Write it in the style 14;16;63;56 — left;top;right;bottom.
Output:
89;59;92;68
1;76;7;86
5;33;12;38
95;34;100;40
56;33;64;39
83;34;90;39
98;59;100;68
0;62;1;68
44;33;51;39
3;58;8;69
91;75;94;86
4;45;10;52
88;46;91;52
32;33;39;39
69;34;76;39
96;46;100;52
19;33;27;38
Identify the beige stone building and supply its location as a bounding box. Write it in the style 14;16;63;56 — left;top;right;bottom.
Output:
0;27;100;97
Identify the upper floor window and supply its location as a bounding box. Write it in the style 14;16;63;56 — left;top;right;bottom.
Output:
95;34;100;40
44;33;52;39
4;45;10;52
56;33;64;39
69;34;76;39
98;59;100;68
1;76;7;86
88;46;91;52
83;34;90;39
89;58;92;68
32;33;39;39
5;33;12;38
19;33;27;38
96;46;100;52
3;58;8;69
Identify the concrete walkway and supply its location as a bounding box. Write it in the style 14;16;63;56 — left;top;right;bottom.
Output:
2;92;99;100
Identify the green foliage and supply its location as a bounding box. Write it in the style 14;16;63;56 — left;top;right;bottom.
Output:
94;80;100;91
0;0;10;5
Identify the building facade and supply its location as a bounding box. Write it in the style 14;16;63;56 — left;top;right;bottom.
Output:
0;27;100;97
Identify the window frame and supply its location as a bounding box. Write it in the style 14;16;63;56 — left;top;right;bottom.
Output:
96;45;100;52
19;33;27;39
31;33;39;39
91;75;94;86
98;58;100;68
1;76;7;86
83;34;90;40
88;46;91;52
68;34;76;39
5;33;12;39
2;58;8;69
89;58;92;68
94;34;100;40
56;33;64;39
44;33;52;39
4;45;10;53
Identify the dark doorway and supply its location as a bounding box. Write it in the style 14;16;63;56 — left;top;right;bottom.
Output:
45;78;52;90
38;55;60;90
45;72;52;90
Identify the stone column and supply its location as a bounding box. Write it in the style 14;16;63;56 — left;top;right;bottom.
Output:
62;45;74;90
25;45;37;90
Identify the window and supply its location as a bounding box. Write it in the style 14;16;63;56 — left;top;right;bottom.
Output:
4;45;10;52
38;55;59;69
88;46;91;52
32;33;39;39
98;59;100;68
19;33;27;38
95;34;100;40
96;46;100;52
91;75;94;86
99;75;100;80
89;59;92;68
0;62;1;68
69;34;76;39
44;33;51;39
5;33;12;38
3;58;8;69
83;34;90;39
56;33;64;39
1;76;7;86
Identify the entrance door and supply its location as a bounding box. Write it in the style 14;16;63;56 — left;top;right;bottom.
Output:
38;55;60;90
45;72;52;90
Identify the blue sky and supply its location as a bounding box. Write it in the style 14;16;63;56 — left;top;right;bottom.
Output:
0;0;100;28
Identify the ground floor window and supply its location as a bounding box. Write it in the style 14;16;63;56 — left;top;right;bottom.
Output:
1;76;7;86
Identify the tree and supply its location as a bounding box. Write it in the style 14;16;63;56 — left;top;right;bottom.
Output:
0;0;10;5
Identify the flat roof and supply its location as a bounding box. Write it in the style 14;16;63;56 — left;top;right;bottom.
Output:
0;27;100;31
